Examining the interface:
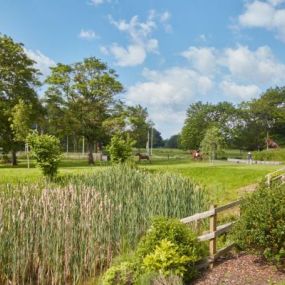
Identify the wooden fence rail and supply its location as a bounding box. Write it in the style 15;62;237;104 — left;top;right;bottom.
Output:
181;200;241;268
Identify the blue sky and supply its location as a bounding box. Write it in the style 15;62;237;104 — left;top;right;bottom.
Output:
1;0;285;138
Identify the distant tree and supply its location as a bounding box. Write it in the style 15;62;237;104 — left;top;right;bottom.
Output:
248;87;285;149
200;126;225;161
181;101;241;150
126;105;150;148
0;34;41;165
164;134;181;149
45;58;123;164
152;128;164;148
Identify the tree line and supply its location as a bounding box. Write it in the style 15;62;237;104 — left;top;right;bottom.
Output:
179;89;285;151
0;34;166;165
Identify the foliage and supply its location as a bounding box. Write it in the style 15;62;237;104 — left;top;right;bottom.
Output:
0;166;206;284
45;58;124;164
0;34;40;164
27;133;62;179
107;134;134;163
232;184;285;266
102;261;137;285
126;105;150;148
142;239;190;277
10;99;33;141
180;101;239;150
200;126;225;160
253;148;285;161
137;217;206;282
164;134;181;149
152;128;164;148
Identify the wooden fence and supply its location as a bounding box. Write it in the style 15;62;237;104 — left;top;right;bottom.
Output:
181;200;241;268
265;167;285;186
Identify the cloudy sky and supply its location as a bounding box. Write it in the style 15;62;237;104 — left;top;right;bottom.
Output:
1;0;285;138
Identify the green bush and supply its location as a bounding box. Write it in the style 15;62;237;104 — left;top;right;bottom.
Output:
232;184;285;266
27;133;62;179
137;217;206;282
142;239;190;277
107;134;134;163
253;148;285;161
102;261;137;285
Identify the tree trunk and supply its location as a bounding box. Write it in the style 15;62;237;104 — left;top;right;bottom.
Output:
11;150;17;166
88;141;94;165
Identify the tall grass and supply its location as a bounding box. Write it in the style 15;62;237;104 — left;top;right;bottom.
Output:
0;165;207;285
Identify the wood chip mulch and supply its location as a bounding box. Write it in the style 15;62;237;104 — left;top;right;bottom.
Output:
192;253;285;285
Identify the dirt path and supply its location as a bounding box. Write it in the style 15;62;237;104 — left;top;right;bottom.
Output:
193;253;285;285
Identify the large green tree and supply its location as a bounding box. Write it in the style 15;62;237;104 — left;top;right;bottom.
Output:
0;35;40;165
180;102;239;150
45;58;123;164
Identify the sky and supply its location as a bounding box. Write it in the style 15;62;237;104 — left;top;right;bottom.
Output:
1;0;285;138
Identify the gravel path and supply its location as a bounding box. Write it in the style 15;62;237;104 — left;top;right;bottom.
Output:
193;253;285;285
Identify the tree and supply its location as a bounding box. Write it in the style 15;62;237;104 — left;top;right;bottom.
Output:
164;134;181;149
248;87;285;149
45;58;123;164
200;126;225;161
126;105;150;148
107;133;134;163
180;102;238;150
152;128;164;148
10;99;33;142
27;133;62;180
0;34;41;165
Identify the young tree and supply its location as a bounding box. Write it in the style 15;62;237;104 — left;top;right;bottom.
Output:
27;133;62;180
107;133;134;163
200;126;225;161
0;34;41;165
45;58;123;164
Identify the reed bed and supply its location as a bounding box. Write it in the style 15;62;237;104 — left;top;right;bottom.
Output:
0;165;207;285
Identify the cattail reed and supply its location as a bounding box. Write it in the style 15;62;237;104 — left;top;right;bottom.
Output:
0;165;207;284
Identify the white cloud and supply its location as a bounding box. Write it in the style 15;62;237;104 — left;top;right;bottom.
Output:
126;67;213;136
222;45;285;84
181;45;285;85
24;48;55;77
78;29;98;40
89;0;111;6
239;0;285;42
109;44;146;66
102;10;171;66
220;81;261;100
181;47;217;74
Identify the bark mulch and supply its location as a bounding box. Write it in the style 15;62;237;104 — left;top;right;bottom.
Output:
193;253;285;285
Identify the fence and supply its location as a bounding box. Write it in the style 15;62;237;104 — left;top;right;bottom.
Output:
181;200;241;268
265;167;285;186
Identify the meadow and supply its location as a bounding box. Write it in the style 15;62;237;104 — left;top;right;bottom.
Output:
1;149;280;204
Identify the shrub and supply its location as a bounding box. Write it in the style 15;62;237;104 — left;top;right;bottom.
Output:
27;133;62;179
232;184;285;266
253;148;285;161
102;261;137;285
142;239;190;277
107;134;134;163
137;217;206;282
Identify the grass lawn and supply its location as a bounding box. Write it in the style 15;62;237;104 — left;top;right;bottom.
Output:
142;159;281;204
0;153;282;204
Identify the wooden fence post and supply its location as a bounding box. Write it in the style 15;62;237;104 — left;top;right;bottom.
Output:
209;204;217;268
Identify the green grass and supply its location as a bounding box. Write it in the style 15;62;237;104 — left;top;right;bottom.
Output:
142;160;281;204
0;153;282;204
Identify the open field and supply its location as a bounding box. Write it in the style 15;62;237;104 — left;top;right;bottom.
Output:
0;152;281;204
